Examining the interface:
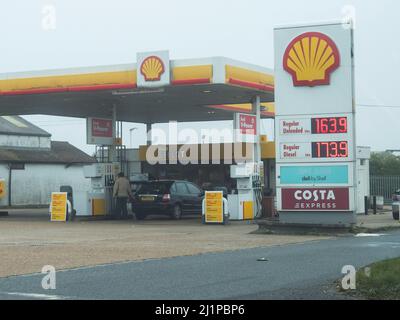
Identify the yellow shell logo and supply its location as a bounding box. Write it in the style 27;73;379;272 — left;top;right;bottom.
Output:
283;32;340;87
140;56;165;82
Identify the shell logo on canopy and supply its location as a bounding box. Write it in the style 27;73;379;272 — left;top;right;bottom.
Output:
140;56;165;82
283;32;340;87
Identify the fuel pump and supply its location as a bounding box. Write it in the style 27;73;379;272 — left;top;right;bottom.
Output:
228;162;264;220
74;163;118;217
252;161;264;219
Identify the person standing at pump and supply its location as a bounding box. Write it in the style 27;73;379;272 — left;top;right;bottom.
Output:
113;172;133;220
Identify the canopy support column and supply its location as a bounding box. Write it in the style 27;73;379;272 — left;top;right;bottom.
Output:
252;95;261;163
146;123;152;146
109;104;117;163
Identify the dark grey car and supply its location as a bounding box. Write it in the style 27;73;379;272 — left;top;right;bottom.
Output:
131;180;204;220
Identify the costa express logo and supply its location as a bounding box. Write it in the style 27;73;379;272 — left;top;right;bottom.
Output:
282;188;350;211
140;56;165;81
283;32;340;87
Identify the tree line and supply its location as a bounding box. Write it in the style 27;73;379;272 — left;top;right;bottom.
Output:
370;152;400;176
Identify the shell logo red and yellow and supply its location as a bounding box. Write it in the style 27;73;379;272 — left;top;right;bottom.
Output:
140;56;165;81
283;32;340;87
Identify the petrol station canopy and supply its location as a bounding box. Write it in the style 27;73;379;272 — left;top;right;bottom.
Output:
0;54;275;123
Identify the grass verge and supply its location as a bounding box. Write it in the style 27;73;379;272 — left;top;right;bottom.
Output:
355;258;400;300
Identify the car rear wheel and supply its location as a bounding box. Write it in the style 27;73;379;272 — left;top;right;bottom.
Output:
170;204;182;220
135;212;146;220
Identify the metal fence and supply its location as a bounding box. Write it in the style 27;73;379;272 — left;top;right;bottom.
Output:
370;175;400;204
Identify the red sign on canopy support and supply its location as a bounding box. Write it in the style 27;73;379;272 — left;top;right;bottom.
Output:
238;114;257;135
92;118;113;138
87;117;114;145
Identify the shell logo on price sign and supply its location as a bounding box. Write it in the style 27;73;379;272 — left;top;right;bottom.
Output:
283;32;340;87
205;191;223;223
50;192;68;222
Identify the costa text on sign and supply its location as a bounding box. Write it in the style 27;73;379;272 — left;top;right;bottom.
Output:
281;188;350;211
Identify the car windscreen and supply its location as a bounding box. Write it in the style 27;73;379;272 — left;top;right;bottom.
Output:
136;182;172;195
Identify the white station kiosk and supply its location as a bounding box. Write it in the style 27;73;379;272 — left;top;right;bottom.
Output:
274;21;357;227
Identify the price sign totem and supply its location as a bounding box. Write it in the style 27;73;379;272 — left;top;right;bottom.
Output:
274;21;356;226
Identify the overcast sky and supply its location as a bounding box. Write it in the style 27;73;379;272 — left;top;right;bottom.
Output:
1;0;399;154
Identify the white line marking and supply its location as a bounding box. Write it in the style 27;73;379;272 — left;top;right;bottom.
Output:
355;233;386;237
1;292;70;300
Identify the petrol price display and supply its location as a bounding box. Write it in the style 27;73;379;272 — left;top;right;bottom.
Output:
311;117;348;134
279;115;352;162
312;141;349;159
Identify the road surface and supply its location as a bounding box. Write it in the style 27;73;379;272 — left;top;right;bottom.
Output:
1;231;399;300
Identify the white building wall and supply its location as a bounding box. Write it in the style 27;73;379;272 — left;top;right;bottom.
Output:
0;163;91;206
0;135;51;149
